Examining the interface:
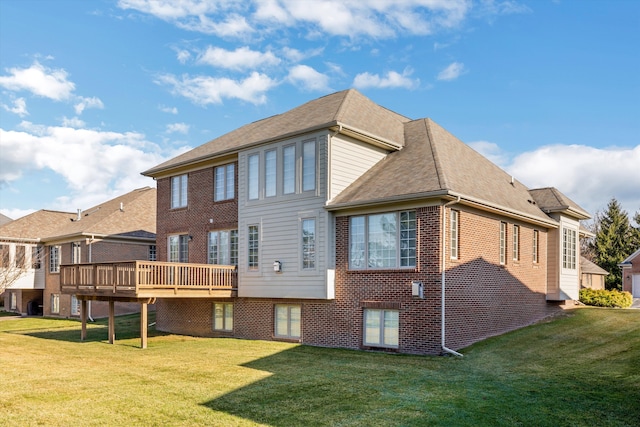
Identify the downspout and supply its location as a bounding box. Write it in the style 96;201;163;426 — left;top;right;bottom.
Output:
442;196;463;357
87;235;94;322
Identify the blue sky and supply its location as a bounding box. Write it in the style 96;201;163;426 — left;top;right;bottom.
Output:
1;0;638;222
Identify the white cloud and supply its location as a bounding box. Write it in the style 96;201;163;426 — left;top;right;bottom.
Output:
155;71;277;105
287;65;330;91
437;61;465;81
176;49;192;64
159;105;178;114
0;123;185;211
2;97;28;117
166;122;190;134
0;208;36;221
197;46;281;70
61;116;86;128
0;61;75;100
74;96;104;115
468;140;510;167
281;46;324;62
353;68;419;89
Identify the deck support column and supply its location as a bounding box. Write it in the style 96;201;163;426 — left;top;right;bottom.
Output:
108;300;115;344
140;302;148;349
80;299;87;341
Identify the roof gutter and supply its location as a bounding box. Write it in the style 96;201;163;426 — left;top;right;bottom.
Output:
0;236;41;243
441;196;463;357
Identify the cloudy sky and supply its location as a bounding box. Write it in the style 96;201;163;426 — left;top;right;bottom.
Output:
1;0;638;222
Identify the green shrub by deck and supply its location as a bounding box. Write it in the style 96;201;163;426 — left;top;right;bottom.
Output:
579;288;633;308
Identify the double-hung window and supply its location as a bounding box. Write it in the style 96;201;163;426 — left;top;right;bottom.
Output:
248;225;259;271
51;294;60;314
512;225;520;261
32;246;42;269
72;242;81;264
208;230;238;266
171;174;188;208
450;210;459;260
71;295;80;316
532;230;539;263
499;222;507;265
49;246;61;273
148;245;157;261
214;163;235;201
364;309;399;348
213;303;233;331
168;235;189;263
349;210;416;269
562;227;576;269
275;304;301;339
302;218;316;270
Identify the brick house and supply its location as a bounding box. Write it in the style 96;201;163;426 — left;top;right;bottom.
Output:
124;89;589;355
620;248;640;298
1;187;156;318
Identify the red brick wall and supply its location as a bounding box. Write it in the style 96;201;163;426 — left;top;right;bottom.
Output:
156;164;238;263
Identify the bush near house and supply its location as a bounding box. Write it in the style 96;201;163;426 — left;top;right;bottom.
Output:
579;288;633;308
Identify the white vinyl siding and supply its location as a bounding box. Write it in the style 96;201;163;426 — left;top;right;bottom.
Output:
329;135;387;200
364;309;399;348
274;305;301;339
171;174;188;208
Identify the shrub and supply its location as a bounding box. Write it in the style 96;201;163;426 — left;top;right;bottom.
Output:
579;288;633;308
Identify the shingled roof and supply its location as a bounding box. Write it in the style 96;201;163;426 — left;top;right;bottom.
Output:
143;89;410;176
528;187;590;220
0;187;156;243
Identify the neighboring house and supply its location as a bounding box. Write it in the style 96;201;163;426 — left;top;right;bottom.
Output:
580;256;608;290
0;213;12;227
620;248;640;298
1;187;156;317
64;89;591;355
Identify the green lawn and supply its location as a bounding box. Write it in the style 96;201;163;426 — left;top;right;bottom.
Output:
1;308;639;426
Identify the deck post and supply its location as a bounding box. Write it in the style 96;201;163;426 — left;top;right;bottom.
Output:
140;302;148;349
108;300;115;344
80;299;87;341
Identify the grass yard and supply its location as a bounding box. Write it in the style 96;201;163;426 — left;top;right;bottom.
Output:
1;308;639;427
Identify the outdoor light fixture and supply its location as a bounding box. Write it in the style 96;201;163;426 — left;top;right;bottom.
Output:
273;260;282;273
412;280;424;298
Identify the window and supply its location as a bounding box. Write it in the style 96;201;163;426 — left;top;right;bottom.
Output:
15;245;26;268
50;246;61;273
302;140;316;192
0;244;9;267
248;154;259;200
208;230;238;266
214;163;235;201
248;225;259;271
72;242;81;264
283;145;295;194
51;294;60;314
364;309;399;348
168;235;189;263
32;246;42;269
213;303;233;331
71;295;80;316
512;225;520;261
302;218;316;270
265;150;276;197
450;210;459;260
563;227;577;270
10;292;17;310
171;174;188;208
349;211;416;269
499;222;507;265
148;245;157;261
275;305;301;339
532;230;539;263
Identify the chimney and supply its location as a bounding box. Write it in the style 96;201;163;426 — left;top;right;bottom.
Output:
76;209;82;221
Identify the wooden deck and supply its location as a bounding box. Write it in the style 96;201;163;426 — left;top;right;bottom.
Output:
60;261;237;299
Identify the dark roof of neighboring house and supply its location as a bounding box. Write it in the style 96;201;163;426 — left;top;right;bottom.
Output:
0;187;156;243
528;187;591;220
580;256;609;276
143;89;410;176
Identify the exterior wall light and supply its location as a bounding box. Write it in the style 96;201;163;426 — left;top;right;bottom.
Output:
273;260;282;273
412;280;424;299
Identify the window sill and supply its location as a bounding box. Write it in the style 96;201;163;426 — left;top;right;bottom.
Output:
347;268;418;274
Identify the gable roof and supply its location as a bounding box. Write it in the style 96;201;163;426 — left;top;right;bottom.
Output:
620;247;640;266
580;256;609;276
328;118;557;226
528;187;590;220
143;89;410;177
0;213;12;226
0;187;156;244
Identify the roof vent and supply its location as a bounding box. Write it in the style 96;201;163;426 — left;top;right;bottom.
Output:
120;202;124;212
76;209;81;221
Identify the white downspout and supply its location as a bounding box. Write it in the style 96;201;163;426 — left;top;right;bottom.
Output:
87;235;94;322
442;196;463;357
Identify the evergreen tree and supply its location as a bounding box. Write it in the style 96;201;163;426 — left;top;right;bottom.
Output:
631;210;640;252
594;198;633;290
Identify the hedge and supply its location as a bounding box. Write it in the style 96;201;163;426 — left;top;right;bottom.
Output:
579;288;633;308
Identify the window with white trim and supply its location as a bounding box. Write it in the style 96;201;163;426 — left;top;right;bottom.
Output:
51;294;60;314
71;295;80;316
302;139;316;192
168;235;189;263
0;244;9;268
532;230;539;263
302;218;316;270
208;230;238;266
213;303;233;331
15;245;26;268
512;225;520;261
248;225;259;271
72;242;81;264
275;304;301;339
349;211;416;269
450;210;459;260
248;154;259;200
171;174;188;208
562;227;577;269
214;163;235;201
10;292;17;310
265;150;276;197
499;222;507;265
283;145;295;194
364;309;399;348
32;246;42;269
50;246;61;273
